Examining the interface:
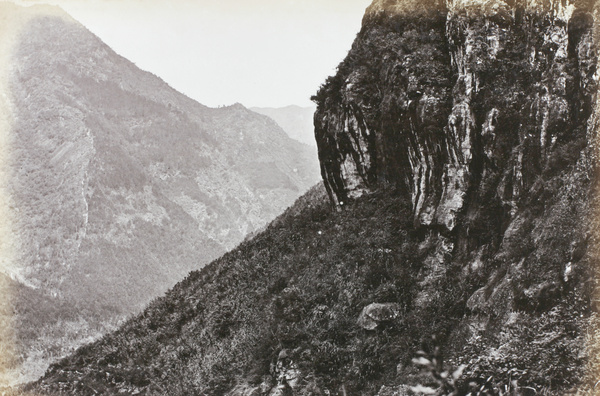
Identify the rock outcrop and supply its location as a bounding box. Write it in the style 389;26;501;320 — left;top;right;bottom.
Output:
311;0;600;391
314;0;598;230
357;303;402;330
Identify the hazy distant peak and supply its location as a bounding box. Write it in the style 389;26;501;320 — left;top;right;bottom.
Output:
252;104;317;111
250;105;317;146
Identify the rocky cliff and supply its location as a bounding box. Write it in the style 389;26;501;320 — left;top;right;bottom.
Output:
0;3;320;385
310;0;600;390
25;0;600;395
314;0;597;228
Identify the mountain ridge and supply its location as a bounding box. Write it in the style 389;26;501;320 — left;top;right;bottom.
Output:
0;4;320;385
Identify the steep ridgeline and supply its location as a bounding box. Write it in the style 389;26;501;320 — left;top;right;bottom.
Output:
28;0;600;395
0;4;320;385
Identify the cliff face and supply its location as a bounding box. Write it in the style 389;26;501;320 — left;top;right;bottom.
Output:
314;0;597;230
309;0;600;391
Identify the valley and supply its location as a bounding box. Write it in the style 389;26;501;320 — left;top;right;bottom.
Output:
0;3;320;385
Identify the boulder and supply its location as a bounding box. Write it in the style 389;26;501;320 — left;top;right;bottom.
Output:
358;303;402;330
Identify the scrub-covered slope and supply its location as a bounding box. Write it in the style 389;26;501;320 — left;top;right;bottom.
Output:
31;0;600;394
0;3;320;384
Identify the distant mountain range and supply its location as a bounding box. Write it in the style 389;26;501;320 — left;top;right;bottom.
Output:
250;105;317;147
0;3;320;384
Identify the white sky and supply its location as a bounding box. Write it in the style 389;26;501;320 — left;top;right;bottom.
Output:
12;0;371;108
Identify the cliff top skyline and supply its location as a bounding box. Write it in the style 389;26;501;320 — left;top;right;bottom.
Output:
5;0;371;108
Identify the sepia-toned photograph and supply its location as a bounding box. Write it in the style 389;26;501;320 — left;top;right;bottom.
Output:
0;0;599;394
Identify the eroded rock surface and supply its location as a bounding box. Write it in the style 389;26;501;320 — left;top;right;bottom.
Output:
313;0;598;231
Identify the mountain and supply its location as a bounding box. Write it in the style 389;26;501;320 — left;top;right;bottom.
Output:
26;0;600;394
250;105;317;147
0;3;320;385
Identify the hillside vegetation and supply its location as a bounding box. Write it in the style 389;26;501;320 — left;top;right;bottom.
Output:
0;3;319;384
33;160;595;394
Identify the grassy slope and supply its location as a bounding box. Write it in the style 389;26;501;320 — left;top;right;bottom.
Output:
5;8;320;383
34;184;425;395
32;141;594;395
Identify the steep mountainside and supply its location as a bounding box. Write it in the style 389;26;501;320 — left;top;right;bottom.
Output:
250;105;318;146
28;0;600;395
0;3;320;385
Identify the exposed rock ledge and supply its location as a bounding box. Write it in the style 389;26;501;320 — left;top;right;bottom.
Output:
313;0;598;231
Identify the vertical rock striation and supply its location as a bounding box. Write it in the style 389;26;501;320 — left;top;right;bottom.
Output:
314;0;598;231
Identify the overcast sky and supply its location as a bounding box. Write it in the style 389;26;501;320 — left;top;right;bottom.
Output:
13;0;371;108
